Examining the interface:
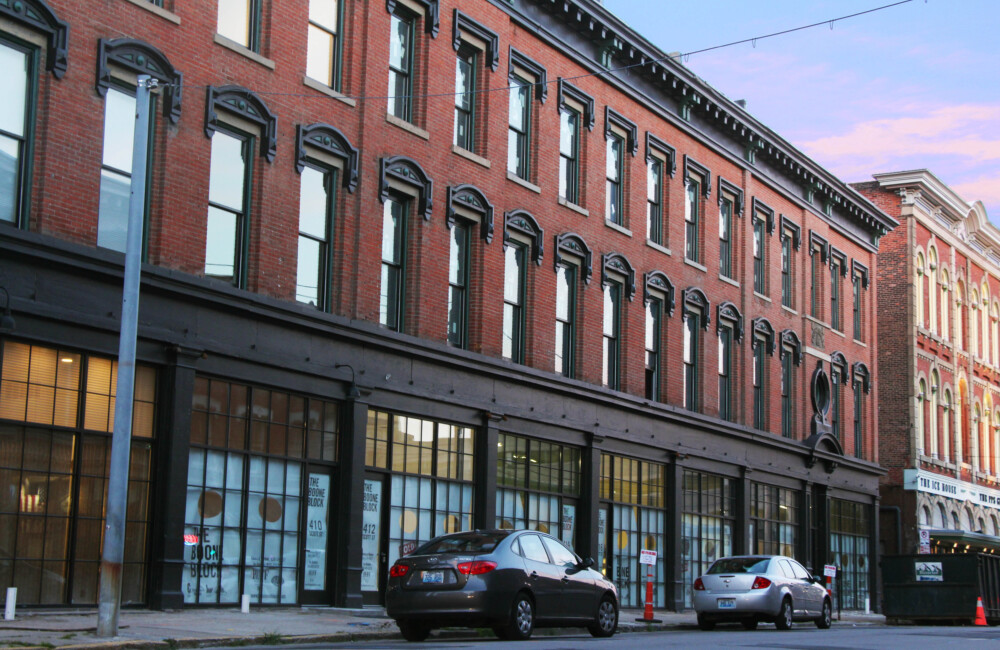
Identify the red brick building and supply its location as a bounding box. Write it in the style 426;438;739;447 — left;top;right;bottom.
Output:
855;170;1000;557
0;0;893;611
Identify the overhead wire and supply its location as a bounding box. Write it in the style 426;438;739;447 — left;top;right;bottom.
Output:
160;0;915;104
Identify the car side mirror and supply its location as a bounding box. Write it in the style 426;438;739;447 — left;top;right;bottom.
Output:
579;557;595;569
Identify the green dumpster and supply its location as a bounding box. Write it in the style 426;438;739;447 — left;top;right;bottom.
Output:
882;554;1000;624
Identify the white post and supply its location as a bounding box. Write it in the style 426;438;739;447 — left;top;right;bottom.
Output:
241;594;250;614
4;587;15;620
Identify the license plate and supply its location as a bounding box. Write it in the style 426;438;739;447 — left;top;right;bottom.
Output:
718;598;736;609
422;571;444;584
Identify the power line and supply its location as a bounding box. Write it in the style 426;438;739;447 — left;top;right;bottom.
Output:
162;0;915;104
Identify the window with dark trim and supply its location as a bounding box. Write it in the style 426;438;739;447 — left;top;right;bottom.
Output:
830;248;846;332
717;178;742;280
717;302;743;423
306;0;343;90
644;271;674;402
556;262;577;378
779;217;800;309
217;0;261;51
606;132;624;225
853;363;870;458
447;220;471;347
0;37;37;228
810;232;829;319
852;260;868;342
752;200;773;295
503;241;526;362
645;134;675;247
452;10;497;156
380;196;407;331
205;129;252;285
507;48;545;182
683;157;710;264
453;44;477;151
830;352;847;440
387;9;415;121
752;318;774;431
602;280;621;389
682;288;709;412
295;163;336;309
780;330;802;439
559;104;581;204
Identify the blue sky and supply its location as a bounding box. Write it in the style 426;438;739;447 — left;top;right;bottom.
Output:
603;0;1000;219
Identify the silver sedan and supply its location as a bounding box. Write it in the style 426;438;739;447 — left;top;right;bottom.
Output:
692;555;832;630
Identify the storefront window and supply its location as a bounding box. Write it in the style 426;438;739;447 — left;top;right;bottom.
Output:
0;340;156;606
183;377;338;605
496;434;580;545
830;499;870;610
750;483;799;557
681;470;735;608
599;453;666;608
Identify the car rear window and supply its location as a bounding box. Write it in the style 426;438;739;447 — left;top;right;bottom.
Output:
412;531;510;555
707;557;771;574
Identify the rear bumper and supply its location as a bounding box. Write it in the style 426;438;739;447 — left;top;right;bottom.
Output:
385;583;509;626
693;589;780;619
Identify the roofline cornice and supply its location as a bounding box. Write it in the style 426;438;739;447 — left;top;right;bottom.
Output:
873;169;972;221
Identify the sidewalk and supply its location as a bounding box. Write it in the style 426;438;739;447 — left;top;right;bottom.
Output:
0;606;886;649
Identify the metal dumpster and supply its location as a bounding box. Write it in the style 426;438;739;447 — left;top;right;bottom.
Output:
882;554;1000;624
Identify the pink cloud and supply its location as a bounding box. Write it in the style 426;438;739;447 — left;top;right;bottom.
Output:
953;175;1000;213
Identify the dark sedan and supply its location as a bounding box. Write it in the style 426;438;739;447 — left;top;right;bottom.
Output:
385;529;619;641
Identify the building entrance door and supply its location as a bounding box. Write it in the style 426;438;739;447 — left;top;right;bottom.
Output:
361;474;386;605
299;468;333;605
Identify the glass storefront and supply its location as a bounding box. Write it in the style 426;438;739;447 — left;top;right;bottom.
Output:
0;340;156;605
495;433;580;545
750;482;799;557
365;410;475;570
829;498;870;610
183;377;338;605
681;470;735;608
599;453;666;608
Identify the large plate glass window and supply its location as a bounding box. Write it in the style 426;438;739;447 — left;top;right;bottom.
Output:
681;470;735;608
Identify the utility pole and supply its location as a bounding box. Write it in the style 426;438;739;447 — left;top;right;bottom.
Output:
97;74;154;638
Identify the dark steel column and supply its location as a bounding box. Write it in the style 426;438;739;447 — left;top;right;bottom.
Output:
148;345;200;610
579;435;602;562
667;457;683;611
738;470;752;555
334;393;368;608
473;412;501;529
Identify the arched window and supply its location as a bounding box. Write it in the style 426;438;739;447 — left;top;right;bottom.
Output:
957;280;967;351
917;378;927;455
936;504;947;528
962;508;973;531
971;287;980;358
981;282;991;363
992;515;999;536
959;379;969;465
930;370;940;459
952;511;961;530
992;302;999;367
928;247;938;333
984;395;994;476
974;403;983;472
942;387;952;463
919;506;931;526
916;252;926;328
940;268;951;341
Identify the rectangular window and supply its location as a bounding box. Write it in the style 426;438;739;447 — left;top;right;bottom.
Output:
507;75;531;180
306;0;342;89
831;373;842;439
380;198;406;331
753;343;766;430
646;158;663;245
98;87;153;253
753;216;766;294
453;45;477;151
645;299;661;400
750;483;798;557
605;133;624;225
719;196;733;279
558;105;580;204
685;178;699;263
602;282;621;389
0;39;35;227
503;242;526;362
831;260;842;331
718;326;733;421
387;11;414;121
781;235;792;308
296;165;335;309
681;470;735;608
205;130;251;286
683;313;699;411
447;222;471;348
217;0;260;50
555;264;576;378
811;250;822;318
853;274;863;340
781;351;793;438
854;382;864;457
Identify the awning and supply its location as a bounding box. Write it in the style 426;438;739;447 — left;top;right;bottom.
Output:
928;529;1000;554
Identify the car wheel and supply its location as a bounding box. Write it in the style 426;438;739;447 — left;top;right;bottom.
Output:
775;597;793;630
500;592;534;640
816;598;832;629
588;594;618;637
397;620;430;642
697;613;715;631
741;617;758;630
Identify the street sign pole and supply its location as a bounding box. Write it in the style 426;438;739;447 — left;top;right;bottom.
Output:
97;74;153;638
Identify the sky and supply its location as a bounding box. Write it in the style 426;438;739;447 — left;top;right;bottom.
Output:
602;0;1000;220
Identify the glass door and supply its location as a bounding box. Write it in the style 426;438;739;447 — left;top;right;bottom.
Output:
300;467;333;605
362;474;386;605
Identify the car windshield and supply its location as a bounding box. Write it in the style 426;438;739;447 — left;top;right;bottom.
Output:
411;531;511;555
707;557;771;575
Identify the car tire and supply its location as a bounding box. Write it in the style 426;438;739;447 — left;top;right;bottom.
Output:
397;620;430;642
741;617;758;630
816;598;832;629
775;597;793;630
697;613;715;631
588;594;618;637
500;592;534;641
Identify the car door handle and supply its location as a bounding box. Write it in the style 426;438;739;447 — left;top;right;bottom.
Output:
561;576;570;583
530;571;539;579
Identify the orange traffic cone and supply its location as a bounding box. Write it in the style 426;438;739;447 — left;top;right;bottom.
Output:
975;596;987;626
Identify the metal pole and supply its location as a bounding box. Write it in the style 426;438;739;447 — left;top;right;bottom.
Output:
97;74;153;637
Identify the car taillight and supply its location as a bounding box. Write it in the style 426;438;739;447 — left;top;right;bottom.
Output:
389;563;410;577
751;576;772;590
457;561;497;575
693;577;705;591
